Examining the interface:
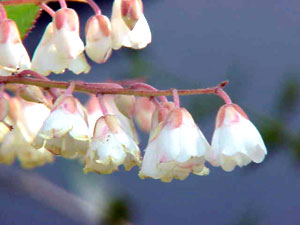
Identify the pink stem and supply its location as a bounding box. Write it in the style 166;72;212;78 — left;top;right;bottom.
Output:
17;70;61;98
149;97;161;108
98;94;108;115
215;87;232;105
0;4;7;20
129;83;168;103
86;0;101;15
59;0;67;8
65;82;75;96
18;69;50;81
172;89;180;108
40;3;55;17
1;72;229;98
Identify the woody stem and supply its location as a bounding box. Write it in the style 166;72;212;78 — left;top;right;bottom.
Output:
0;73;229;99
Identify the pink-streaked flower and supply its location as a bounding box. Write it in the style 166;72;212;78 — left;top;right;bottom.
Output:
206;104;267;172
111;0;151;50
33;94;90;159
84;114;141;174
32;8;90;76
0;19;31;75
85;14;112;63
139;107;210;182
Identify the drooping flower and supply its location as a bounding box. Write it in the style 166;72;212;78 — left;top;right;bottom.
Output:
84;114;141;174
139;106;210;182
86;94;138;143
85;14;112;63
111;0;151;50
0;98;54;168
33;94;90;159
32;8;90;76
206;104;267;172
0;19;31;75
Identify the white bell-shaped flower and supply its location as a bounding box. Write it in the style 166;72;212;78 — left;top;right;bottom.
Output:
206;104;267;172
84;114;141;174
0;19;31;75
32;8;90;76
0;98;54;168
139;107;210;182
85;14;112;63
86;95;138;143
33;94;90;158
111;0;151;50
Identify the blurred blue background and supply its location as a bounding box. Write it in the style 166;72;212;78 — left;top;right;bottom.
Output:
1;0;300;224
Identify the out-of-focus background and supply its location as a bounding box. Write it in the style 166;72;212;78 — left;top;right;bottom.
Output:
1;0;300;224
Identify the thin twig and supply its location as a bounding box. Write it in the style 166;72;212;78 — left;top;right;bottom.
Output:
0;75;229;98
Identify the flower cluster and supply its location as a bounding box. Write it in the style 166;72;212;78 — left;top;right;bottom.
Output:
0;81;267;182
0;0;267;182
0;0;151;76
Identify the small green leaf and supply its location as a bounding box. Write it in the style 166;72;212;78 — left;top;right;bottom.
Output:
3;3;40;39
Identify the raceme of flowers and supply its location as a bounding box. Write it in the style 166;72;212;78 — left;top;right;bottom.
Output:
0;0;267;182
0;86;267;182
0;0;152;76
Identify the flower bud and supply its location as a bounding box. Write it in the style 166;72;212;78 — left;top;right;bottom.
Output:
206;104;267;172
114;95;135;118
85;14;112;63
0;19;31;75
19;85;46;104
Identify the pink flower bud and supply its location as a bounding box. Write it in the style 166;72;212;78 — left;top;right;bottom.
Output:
111;0;151;49
133;97;156;132
206;104;267;172
0;19;31;75
85;14;112;63
84;114;141;174
139;107;210;182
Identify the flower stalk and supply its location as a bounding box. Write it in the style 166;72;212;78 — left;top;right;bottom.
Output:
0;3;7;20
0;73;229;99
